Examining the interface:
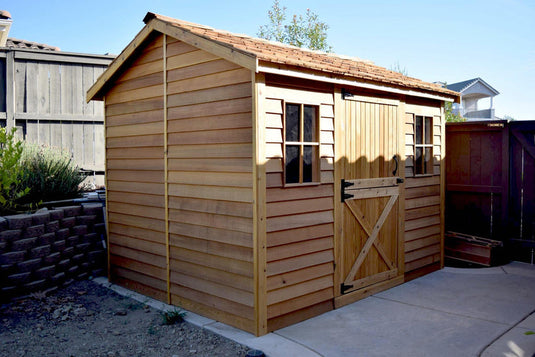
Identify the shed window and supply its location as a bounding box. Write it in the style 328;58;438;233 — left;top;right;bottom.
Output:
284;103;320;185
414;115;433;175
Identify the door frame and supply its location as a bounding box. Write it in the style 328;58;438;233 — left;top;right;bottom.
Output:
333;88;406;308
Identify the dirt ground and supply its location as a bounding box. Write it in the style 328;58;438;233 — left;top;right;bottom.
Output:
0;279;249;357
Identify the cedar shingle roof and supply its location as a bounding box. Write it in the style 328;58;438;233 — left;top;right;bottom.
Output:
145;12;458;98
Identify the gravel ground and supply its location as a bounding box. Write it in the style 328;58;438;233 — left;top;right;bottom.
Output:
0;280;249;357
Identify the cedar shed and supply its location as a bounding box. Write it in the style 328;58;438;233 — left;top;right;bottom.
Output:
88;12;459;336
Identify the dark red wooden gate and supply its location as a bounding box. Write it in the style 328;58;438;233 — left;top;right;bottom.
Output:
446;120;535;262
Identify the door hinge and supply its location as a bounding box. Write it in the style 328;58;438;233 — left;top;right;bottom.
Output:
341;283;353;294
341;179;354;202
396;177;404;184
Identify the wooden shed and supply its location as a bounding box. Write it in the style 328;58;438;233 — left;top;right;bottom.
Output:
87;12;459;336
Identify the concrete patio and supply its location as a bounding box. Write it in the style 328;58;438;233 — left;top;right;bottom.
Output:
97;261;535;357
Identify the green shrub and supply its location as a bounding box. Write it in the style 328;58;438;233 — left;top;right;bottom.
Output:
17;145;87;204
161;308;186;325
0;128;29;214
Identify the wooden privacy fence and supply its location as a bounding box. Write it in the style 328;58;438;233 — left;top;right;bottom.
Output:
446;120;535;262
0;47;114;186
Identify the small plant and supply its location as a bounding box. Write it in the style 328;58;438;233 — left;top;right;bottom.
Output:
0;128;29;214
17;144;87;204
525;331;534;335
161;308;186;325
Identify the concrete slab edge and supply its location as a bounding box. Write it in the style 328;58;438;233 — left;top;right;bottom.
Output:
91;277;318;357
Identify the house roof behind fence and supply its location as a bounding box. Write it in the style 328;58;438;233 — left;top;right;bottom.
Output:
5;38;59;51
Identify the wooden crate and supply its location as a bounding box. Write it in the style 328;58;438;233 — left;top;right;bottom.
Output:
445;231;504;266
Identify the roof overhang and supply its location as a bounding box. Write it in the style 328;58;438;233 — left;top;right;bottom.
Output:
257;61;459;103
87;16;257;102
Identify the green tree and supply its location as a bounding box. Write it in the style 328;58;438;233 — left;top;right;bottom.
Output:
445;101;466;123
258;0;332;52
390;61;408;76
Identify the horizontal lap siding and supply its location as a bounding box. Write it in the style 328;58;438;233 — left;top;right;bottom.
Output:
404;104;443;277
264;85;335;331
105;34;167;301
165;38;255;333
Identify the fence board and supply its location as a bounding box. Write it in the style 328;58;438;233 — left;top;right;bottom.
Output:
1;53;112;184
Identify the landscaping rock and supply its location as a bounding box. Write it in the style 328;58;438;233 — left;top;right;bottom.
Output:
62;247;75;258
76;215;97;226
8;271;32;285
45;221;60;233
67;236;79;246
31;212;50;225
83;204;103;216
55;228;70;240
11;237;38;251
38;233;56;246
60;217;76;228
72;225;88;236
34;265;56;280
81;232;99;244
6;214;33;230
0;229;22;243
52;240;66;253
75;243;91;253
29;245;52;259
43;252;61;265
50;272;66;284
0;251;26;265
17;258;42;273
24;279;46;292
23;224;45;239
61;206;82;217
48;209;64;220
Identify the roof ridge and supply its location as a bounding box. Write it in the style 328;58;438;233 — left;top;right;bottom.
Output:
141;12;458;99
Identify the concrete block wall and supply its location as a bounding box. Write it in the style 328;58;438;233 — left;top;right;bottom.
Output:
0;204;106;301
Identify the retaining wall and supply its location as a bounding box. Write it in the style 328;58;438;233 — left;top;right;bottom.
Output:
0;204;107;301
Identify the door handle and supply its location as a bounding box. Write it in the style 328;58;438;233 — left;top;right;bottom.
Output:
392;155;398;176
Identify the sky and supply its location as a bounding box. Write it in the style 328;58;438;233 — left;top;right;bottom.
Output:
3;0;534;120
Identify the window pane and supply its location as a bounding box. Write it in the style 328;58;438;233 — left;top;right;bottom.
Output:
425;117;432;144
304;105;317;142
285;104;300;142
415;147;423;174
425;147;433;174
285;145;300;183
303;145;316;182
415;116;423;144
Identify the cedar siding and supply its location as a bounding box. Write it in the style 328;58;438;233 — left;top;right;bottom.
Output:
403;101;444;278
164;37;255;332
263;81;335;331
105;34;166;300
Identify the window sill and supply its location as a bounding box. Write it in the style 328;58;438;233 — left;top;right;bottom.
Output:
283;181;322;188
413;173;436;178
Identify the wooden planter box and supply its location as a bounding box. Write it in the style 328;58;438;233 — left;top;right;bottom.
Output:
445;231;505;266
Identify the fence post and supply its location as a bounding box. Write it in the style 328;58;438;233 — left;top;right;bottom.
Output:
5;50;15;131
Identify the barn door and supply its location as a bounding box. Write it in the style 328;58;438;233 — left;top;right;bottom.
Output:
335;95;405;306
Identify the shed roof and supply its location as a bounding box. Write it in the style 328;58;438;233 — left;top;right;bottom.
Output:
88;12;459;102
